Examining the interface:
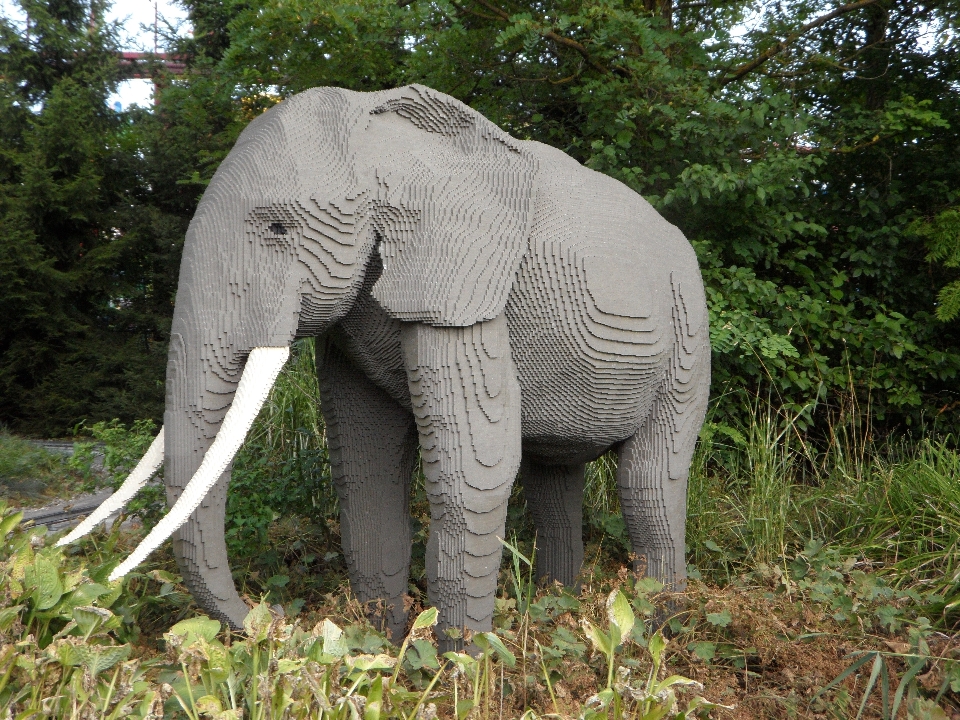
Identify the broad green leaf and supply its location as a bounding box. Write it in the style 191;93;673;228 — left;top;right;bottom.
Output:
243;602;272;642
306;638;330;664
200;638;231;682
277;658;304;674
648;630;667;664
73;605;114;638
364;675;383;720
0;511;23;538
65;582;109;607
705;609;732;627
168;616;221;646
606;590;635;641
404;639;439;671
442;651;476;674
689;641;716;662
58;643;131;677
635;577;665;594
595;688;616;709
25;557;63;610
10;542;33;582
609;621;621;650
61;569;84;593
195;695;223;715
412;606;438;630
97;580;123;609
456;699;475;720
653;675;703;694
477;632;516;667
85;645;131;676
581;620;611;656
349;654;396;672
321;618;348;657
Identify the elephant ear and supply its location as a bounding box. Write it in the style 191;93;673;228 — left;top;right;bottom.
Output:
362;85;538;327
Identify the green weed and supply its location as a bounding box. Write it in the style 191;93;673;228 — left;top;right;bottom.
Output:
0;433;84;507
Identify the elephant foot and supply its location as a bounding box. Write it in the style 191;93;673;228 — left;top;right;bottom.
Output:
363;594;410;643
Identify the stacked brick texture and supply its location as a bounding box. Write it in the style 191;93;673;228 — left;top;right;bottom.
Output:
158;84;710;647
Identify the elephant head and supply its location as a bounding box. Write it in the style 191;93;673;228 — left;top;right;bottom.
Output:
59;85;539;628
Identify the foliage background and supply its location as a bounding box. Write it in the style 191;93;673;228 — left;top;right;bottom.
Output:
1;0;959;439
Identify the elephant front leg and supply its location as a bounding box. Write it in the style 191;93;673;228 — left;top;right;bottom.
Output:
400;315;522;651
318;339;418;641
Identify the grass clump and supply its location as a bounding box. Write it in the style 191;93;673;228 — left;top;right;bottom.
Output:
0;433;86;507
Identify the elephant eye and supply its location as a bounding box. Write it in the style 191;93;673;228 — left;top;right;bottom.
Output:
268;222;287;235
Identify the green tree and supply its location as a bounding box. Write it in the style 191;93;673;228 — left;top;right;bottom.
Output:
4;0;960;438
0;0;176;434
385;0;960;430
913;207;960;322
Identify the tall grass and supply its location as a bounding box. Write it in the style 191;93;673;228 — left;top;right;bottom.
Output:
227;338;336;561
243;337;338;520
826;439;960;594
680;403;960;619
246;338;324;455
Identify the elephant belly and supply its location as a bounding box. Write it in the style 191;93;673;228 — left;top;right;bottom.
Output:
506;151;685;465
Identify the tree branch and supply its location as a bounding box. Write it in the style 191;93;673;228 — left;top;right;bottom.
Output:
719;0;881;86
449;0;502;22
471;0;629;77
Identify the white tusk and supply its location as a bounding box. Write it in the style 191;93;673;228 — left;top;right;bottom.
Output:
56;428;165;547
108;346;290;581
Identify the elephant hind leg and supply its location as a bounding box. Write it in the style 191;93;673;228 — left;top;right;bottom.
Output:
522;461;585;587
617;296;710;589
318;338;418;641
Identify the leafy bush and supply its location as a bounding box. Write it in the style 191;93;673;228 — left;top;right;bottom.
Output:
0;500;193;715
71;418;167;525
227;339;334;560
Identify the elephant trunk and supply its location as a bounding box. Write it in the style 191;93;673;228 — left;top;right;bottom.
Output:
106;335;288;629
105;218;298;627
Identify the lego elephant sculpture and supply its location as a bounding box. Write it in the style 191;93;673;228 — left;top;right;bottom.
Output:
59;85;710;646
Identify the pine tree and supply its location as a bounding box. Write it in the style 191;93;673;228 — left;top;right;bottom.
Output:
0;0;173;434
